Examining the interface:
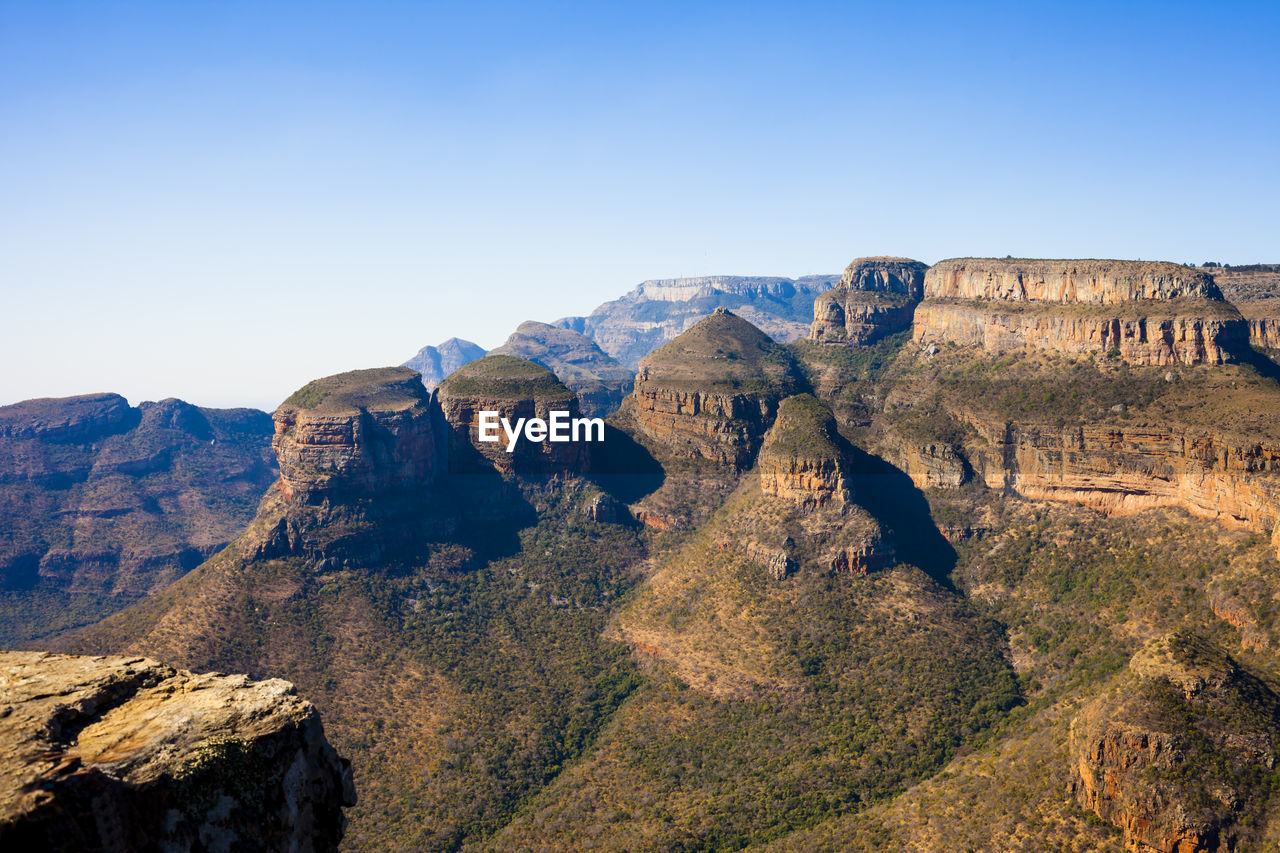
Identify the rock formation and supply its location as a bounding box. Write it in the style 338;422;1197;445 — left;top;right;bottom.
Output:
1213;264;1280;352
0;651;353;852
758;394;851;509
267;367;451;563
0;393;276;599
1071;633;1280;852
959;418;1280;558
627;309;804;470
913;259;1250;365
490;320;636;417
810;257;928;346
557;274;838;366
402;337;487;390
436;355;591;477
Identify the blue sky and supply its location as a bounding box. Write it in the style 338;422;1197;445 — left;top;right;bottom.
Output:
2;1;1277;409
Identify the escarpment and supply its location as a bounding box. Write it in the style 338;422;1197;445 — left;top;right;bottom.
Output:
913;259;1249;365
1214;265;1280;352
758;394;851;509
0;652;353;852
810;257;928;345
627;309;804;470
436;354;592;477
1071;633;1280;852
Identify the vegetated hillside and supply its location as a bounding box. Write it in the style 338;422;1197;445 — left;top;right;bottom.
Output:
0;393;276;645
557;273;839;366
25;256;1280;851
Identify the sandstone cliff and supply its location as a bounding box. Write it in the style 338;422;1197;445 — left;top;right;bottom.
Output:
758;394;851;510
1071;633;1280;852
402;337;486;390
267;367;452;563
0;651;353;852
1213;265;1280;352
436;354;591;477
913;259;1249;366
627;309;804;471
490;320;635;417
557;273;837;366
0;393;276;603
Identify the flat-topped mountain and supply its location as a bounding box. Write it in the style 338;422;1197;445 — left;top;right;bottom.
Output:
402;337;486;390
810;256;929;345
557;273;838;366
0;392;276;644
628;309;804;470
914;257;1248;365
490;321;635;417
0;651;352;851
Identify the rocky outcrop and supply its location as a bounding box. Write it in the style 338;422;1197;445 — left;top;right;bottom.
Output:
0;394;276;600
0;651;353;852
402;337;486;390
884;438;969;490
810;257;928;346
436;355;591;477
913;259;1249;366
273;367;440;504
267;367;451;564
960;418;1280;558
758;394;851;509
490;321;635;417
1213;265;1280;352
628;309;805;470
1070;633;1280;852
557;274;838;367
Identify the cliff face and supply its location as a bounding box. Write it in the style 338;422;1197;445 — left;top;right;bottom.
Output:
556;274;838;367
1213;265;1280;352
758;394;850;510
267;367;451;564
957;417;1280;557
436;355;591;477
913;259;1248;365
0;393;276;599
1071;634;1280;852
402;337;487;391
490;321;635;418
629;309;804;471
809;257;928;346
0;651;353;852
273;367;440;504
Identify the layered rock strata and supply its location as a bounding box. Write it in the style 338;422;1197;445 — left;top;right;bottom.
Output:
1213;265;1280;352
436;355;591;477
960;418;1280;558
810;257;928;345
758;394;851;510
490;321;636;417
1071;633;1280;852
0;651;354;852
914;259;1249;365
628;309;804;470
267;367;451;563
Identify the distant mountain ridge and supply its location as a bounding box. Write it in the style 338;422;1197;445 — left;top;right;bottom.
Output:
490;321;635;417
556;273;839;366
402;337;487;390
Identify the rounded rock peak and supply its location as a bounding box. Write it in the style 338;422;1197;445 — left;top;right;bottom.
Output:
276;366;430;416
637;309;802;393
437;354;576;404
761;394;844;462
838;257;929;297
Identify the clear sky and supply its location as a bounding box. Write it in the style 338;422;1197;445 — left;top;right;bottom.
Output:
2;1;1277;410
